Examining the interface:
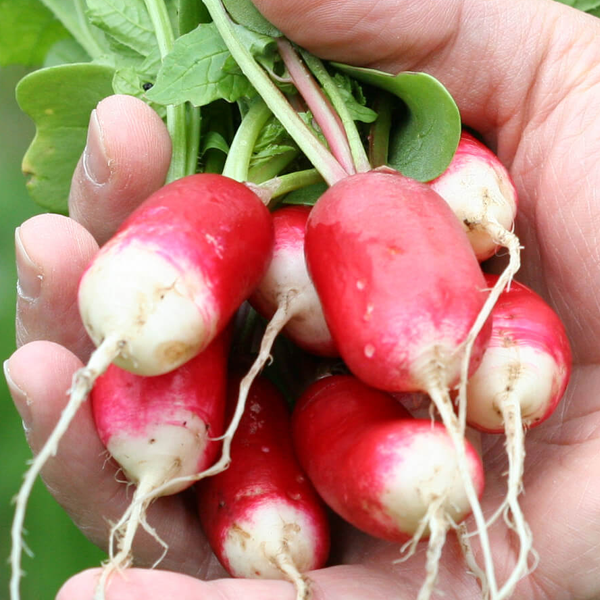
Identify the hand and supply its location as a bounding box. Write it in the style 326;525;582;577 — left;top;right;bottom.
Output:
6;1;600;598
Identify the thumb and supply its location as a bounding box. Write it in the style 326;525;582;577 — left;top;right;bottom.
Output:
68;94;172;245
251;0;599;146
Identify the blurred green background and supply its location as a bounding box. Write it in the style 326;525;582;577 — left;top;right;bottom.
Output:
0;67;105;600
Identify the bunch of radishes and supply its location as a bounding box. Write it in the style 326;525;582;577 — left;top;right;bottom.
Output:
10;3;572;600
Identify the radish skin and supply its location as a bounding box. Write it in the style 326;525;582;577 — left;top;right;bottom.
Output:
91;329;230;599
429;131;518;263
11;173;274;600
465;273;571;599
304;168;497;593
250;205;337;358
204;205;337;530
292;375;484;599
429;132;523;444
197;376;329;600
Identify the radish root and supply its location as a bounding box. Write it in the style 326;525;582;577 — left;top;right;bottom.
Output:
427;362;498;599
272;542;311;600
11;335;123;600
119;292;299;510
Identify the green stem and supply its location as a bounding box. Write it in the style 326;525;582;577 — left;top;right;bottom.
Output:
144;0;187;182
73;0;105;58
300;49;371;173
369;91;393;167
248;149;299;184
203;0;348;186
186;104;201;175
261;168;323;199
223;97;272;182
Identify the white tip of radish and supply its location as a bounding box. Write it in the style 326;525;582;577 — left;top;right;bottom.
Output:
107;412;209;495
79;239;216;376
222;499;321;580
430;132;517;261
467;346;562;431
380;426;483;534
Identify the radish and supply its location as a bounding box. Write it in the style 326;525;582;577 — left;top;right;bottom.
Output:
197;375;330;600
11;173;274;600
212;205;336;514
91;327;230;599
292;374;484;600
429;131;522;432
249;205;336;358
303;167;501;593
464;273;572;599
429;131;518;264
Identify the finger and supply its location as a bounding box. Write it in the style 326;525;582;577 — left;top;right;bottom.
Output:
69;94;172;245
15;214;97;362
5;341;223;578
253;0;599;150
55;565;428;600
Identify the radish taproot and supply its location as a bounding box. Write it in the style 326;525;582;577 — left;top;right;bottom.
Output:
197;375;330;600
429;131;523;431
210;204;337;520
292;374;484;599
91;328;231;599
464;273;572;599
11;173;274;600
303;167;499;593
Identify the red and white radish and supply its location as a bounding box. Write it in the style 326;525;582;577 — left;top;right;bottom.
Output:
429;131;518;263
303;168;499;593
91;327;231;599
249;205;336;358
430;131;522;431
11;173;274;599
292;374;484;599
197;375;330;600
465;273;572;599
211;205;337;520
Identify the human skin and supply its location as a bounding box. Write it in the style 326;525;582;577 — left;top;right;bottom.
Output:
5;0;600;598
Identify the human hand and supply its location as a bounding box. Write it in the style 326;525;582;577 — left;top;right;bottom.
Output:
6;0;600;598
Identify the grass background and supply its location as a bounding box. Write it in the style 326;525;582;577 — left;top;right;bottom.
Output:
0;66;105;600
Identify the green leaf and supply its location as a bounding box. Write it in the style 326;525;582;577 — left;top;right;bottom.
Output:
250;116;297;170
16;63;115;212
112;67;166;117
201;130;230;155
222;0;281;37
282;181;328;206
147;22;255;106
332;63;461;182
39;0;110;58
85;0;155;57
43;38;90;67
555;0;600;9
0;0;71;67
330;72;378;123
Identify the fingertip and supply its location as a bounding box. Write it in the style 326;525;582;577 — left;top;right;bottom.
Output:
69;94;172;244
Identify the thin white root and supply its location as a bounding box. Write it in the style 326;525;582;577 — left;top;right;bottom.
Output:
126;293;297;508
94;480;168;600
456;222;522;436
494;398;534;600
457;522;490;599
416;502;449;600
395;495;447;565
10;336;122;600
428;377;498;599
272;543;311;600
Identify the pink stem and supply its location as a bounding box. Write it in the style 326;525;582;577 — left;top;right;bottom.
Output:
277;39;355;176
